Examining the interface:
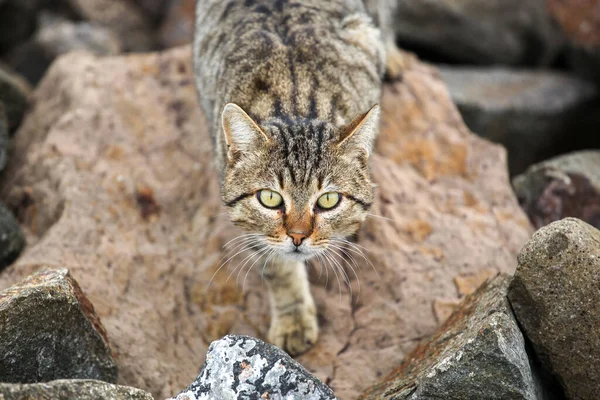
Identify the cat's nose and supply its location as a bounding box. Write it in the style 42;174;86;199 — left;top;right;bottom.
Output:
288;232;307;247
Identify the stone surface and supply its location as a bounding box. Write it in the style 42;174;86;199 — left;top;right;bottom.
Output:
0;379;152;400
171;335;336;400
439;66;600;175
359;275;549;400
0;202;24;269
0;64;30;133
513;151;600;229
0;268;117;383
68;0;155;52
547;0;600;82
158;0;194;48
508;218;600;400
0;46;531;399
393;0;561;65
7;13;122;85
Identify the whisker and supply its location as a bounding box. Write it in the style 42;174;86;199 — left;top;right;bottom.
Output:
366;213;395;222
228;245;268;284
240;246;272;290
206;241;257;288
260;248;277;287
222;233;261;249
331;238;379;277
328;245;361;303
322;250;343;302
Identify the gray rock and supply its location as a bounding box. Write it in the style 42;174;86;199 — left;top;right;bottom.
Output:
0;103;8;171
439;66;600;175
0;268;117;383
170;335;337;400
0;202;24;269
7;12;122;84
67;0;155;52
393;0;561;65
359;275;552;400
0;379;153;399
133;0;169;23
0;64;30;133
508;218;600;400
513;151;600;229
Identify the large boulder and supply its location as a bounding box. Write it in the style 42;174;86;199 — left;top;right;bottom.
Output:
0;268;117;383
393;0;561;65
0;46;531;399
0;379;152;400
513;151;600;229
508;218;600;399
359;275;559;400
170;335;336;400
438;66;600;175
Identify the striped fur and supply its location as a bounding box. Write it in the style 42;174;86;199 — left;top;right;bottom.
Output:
193;0;395;355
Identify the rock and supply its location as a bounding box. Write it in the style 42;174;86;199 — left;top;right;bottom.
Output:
7;12;122;85
158;0;195;48
67;0;155;52
513;151;600;229
0;202;25;269
393;0;561;65
0;1;38;54
0;47;531;399
170;335;336;400
359;275;553;400
0;102;7;171
547;0;600;83
133;0;169;24
508;218;600;400
0;379;153;400
439;66;600;175
0;64;31;133
0;268;117;383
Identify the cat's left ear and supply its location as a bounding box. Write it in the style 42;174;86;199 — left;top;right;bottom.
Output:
337;105;380;157
221;103;270;161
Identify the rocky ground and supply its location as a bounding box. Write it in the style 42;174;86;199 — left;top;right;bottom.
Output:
0;1;599;399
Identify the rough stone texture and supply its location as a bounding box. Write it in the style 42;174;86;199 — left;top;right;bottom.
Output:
0;379;152;399
0;379;152;400
158;0;194;48
393;0;561;65
0;64;30;133
439;66;600;175
0;268;117;383
0;202;25;269
513;151;600;229
0;47;531;399
359;275;550;400
508;218;600;400
171;335;336;400
7;13;122;85
547;0;600;82
68;0;155;52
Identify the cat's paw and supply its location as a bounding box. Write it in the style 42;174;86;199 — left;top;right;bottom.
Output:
268;306;318;356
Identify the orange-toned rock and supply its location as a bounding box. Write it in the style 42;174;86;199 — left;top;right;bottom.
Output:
0;46;531;399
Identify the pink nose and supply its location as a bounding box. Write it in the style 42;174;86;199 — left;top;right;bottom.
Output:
288;233;307;246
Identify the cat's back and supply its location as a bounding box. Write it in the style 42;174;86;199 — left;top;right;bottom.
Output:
194;0;384;131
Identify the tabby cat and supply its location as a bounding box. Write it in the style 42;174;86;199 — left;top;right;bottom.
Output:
194;0;400;355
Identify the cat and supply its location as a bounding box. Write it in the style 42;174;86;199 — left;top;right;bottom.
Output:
194;0;401;356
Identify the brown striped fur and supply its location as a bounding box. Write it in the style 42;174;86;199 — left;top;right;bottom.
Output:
194;0;398;356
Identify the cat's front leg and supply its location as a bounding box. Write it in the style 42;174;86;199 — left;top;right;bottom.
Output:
264;257;318;356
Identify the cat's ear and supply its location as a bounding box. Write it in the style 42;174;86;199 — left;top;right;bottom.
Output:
337;105;380;157
221;103;270;160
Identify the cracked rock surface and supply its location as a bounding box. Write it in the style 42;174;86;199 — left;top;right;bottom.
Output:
359;275;556;400
171;335;336;400
0;46;531;399
0;268;117;383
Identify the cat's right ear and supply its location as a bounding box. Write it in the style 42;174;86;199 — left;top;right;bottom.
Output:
221;103;270;161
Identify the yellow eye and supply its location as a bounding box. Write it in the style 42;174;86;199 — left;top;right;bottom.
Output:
258;190;283;209
317;192;341;210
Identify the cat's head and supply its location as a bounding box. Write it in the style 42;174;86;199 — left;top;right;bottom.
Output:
220;103;379;261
